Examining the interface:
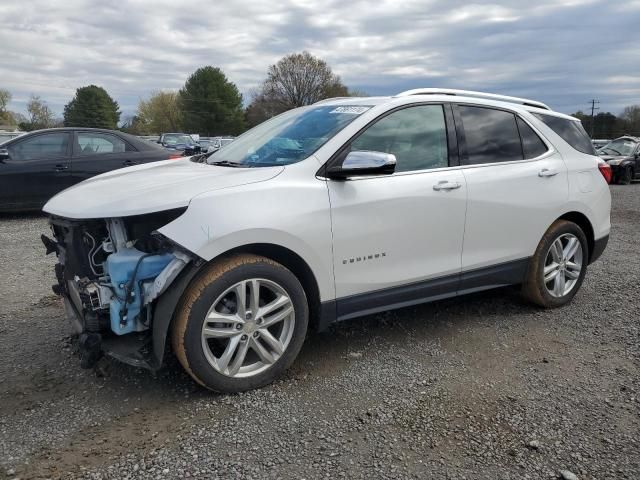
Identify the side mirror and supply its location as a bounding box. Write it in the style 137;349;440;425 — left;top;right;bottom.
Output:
0;148;9;163
326;151;396;179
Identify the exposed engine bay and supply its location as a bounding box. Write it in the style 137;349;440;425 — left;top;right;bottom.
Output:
43;208;195;369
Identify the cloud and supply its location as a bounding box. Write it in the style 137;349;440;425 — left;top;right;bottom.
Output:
0;0;638;119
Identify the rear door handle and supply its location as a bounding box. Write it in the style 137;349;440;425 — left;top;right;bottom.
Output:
433;180;462;191
538;168;558;177
123;160;140;166
54;164;68;172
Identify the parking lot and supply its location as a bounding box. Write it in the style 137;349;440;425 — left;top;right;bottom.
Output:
0;185;637;480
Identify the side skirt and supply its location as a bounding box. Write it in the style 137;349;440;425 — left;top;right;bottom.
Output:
317;257;530;331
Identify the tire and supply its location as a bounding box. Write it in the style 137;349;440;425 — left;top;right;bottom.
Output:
522;220;588;308
619;166;632;185
172;254;309;393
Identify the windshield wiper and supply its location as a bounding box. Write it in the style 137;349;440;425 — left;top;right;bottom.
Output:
209;160;246;168
604;148;622;156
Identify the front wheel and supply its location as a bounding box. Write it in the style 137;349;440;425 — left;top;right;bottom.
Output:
172;254;309;393
522;220;588;308
620;166;633;185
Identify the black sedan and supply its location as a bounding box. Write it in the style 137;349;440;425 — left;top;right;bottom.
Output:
0;128;180;212
599;136;640;184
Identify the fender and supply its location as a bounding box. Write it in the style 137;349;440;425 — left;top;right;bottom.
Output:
151;261;204;369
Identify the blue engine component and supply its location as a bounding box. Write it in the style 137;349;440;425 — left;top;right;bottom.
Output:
105;247;174;335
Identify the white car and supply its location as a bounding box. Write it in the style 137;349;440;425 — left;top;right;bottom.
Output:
43;89;611;392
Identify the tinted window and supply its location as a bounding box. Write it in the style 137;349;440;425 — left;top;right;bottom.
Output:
350;105;448;172
77;132;129;155
517;117;548;159
459;106;522;164
8;133;69;161
533;113;596;155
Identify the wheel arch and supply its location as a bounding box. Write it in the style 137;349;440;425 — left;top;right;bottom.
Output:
219;243;324;331
152;242;329;370
556;211;595;262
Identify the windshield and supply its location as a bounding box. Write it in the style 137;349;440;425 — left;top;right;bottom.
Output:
164;134;196;146
207;105;371;167
600;138;638;156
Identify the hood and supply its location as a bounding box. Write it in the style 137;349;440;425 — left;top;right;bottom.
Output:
600;154;632;165
43;159;283;219
599;155;629;160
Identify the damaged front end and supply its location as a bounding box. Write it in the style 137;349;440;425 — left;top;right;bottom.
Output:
44;209;198;370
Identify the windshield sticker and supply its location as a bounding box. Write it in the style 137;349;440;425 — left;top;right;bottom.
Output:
329;106;371;115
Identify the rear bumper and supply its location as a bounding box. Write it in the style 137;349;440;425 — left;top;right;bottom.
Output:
590;234;609;264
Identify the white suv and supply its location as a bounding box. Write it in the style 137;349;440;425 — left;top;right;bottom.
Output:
43;89;611;392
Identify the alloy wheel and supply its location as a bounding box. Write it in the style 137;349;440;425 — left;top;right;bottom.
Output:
543;233;583;298
200;278;295;378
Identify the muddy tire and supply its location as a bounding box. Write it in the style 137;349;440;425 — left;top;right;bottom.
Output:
172;254;308;393
522;220;588;308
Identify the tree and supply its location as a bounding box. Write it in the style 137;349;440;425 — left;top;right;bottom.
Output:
19;95;55;131
63;85;120;128
178;67;245;136
347;88;370;97
136;91;181;134
262;51;348;109
121;115;148;135
0;88;16;126
245;89;285;128
620;105;640;136
246;52;355;127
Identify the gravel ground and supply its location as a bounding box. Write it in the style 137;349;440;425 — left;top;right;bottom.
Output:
0;185;638;480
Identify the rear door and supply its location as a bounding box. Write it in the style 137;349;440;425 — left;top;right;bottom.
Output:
0;131;72;210
71;131;140;183
454;104;568;288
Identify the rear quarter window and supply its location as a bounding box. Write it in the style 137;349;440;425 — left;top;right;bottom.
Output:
533;113;596;155
516;117;548;159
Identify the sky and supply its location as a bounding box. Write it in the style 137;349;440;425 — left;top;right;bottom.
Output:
1;0;638;120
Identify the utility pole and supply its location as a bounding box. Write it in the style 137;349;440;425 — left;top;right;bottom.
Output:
588;99;600;138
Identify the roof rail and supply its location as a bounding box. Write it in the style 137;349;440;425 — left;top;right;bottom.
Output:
394;88;550;110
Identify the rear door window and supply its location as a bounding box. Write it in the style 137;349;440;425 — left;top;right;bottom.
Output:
533;113;596;155
458;106;523;164
516;117;548;159
76;132;131;156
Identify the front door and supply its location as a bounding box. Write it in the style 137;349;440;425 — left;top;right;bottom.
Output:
0;131;72;210
326;104;467;319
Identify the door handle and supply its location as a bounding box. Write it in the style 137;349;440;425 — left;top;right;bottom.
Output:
433;180;462;191
54;164;68;172
123;159;140;166
538;168;558;177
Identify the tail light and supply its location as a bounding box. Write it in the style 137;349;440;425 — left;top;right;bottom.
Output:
168;153;183;160
597;160;612;184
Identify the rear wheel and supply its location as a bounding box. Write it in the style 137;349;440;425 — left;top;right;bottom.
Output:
172;254;308;393
522;220;588;308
